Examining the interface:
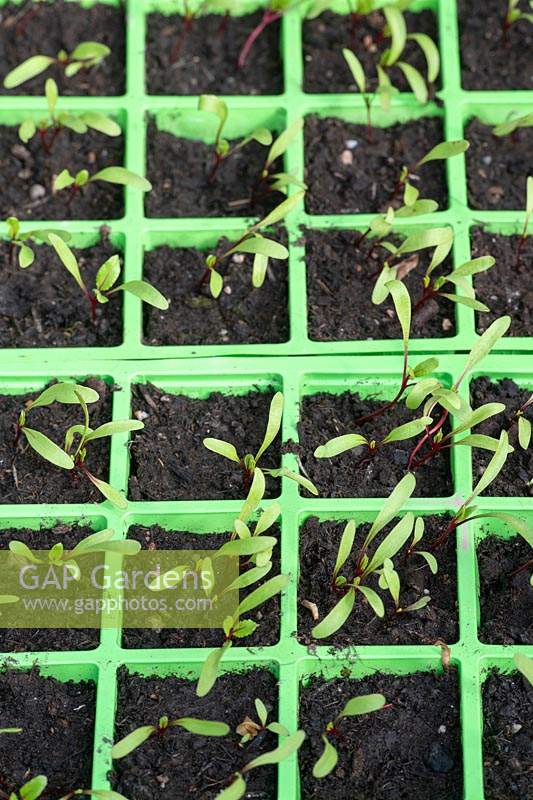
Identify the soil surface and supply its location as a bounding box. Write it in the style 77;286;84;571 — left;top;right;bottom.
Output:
145;120;283;218
0;237;122;348
299;670;462;800
459;0;533;90
143;240;289;346
305;228;455;340
471;228;533;338
0;124;124;220
303;9;439;93
0;1;125;96
110;667;279;800
122;524;281;649
0;668;96;798
304;116;447;214
482;668;533;800
146;11;283;95
128;385;281;501
293;390;453;497
477;533;532;644
0;378;113;504
298;514;458;647
471;377;533;497
465;119;533;211
0;523;100;652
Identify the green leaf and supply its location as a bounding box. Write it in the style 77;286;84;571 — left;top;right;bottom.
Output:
198;94;228;133
455;434;514;453
518;416;531;450
210;268;223;298
59;113;88;134
314;434;368;458
526;175;533;218
117;280;169;310
397;227;453;257
406;378;441;410
417;140;469;167
18;243;35;268
95;255;121;291
312;588;356;639
30;382;99;409
112;725;155;759
451;402;506;437
368;473;416;548
236;236;288;260
266;467;318;495
232;619;258;638
4;55;55;88
197;642;230;697
18;118;36;143
255;392;284;462
343;48;366;94
255;697;268;727
382;416;432;444
255;191;304;228
340;693;386;718
45;77;58;116
84;420;144;443
470;430;509;501
70;41;110;61
396;62;428;103
86;474;127;509
417;550;438;574
80;111;121;137
266;118;303;169
371;262;396;305
401;595;431;612
408;32;440;82
218;536;277;557
245;730;305;771
9;541;42;564
48;233;86;292
22;427;74;470
357;584;385;617
175;718;230;736
237;573;290;616
365;513;414;574
53;169;75;191
386;279;411;348
19;775;48;800
203;438;240;463
403;181;419;206
238;468;266;523
514;653;533;687
493;113;533;136
447;256;495;280
455;316;511;387
92;167;152;191
254;502;281;536
439;293;489;312
333;520;356;581
396;198;438;217
382;5;407;65
313;734;339;779
214;774;246;800
413;357;439;377
250;127;273;146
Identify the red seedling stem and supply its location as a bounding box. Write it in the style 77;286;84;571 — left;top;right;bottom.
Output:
407;408;449;471
170;1;194;64
238;9;281;69
353;349;412;425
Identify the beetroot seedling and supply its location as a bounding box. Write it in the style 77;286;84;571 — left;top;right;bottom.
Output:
5;215;70;269
18;79;120;155
237;697;289;745
253;117;306;201
53;166;151;208
201;191;303;297
492;112;533;138
112;714;229;760
48;234;168;323
197;94;272;183
311;474;434;638
312;693;386;778
15;382;143;508
204;390;317;494
237;0;304;70
3;41;111;89
502;0;533;44
216;729;305;800
389;139;469;205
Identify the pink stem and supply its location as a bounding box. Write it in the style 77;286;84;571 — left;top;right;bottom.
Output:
238;10;281;69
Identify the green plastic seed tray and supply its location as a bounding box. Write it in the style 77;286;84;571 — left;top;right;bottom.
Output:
0;354;532;798
1;0;531;364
